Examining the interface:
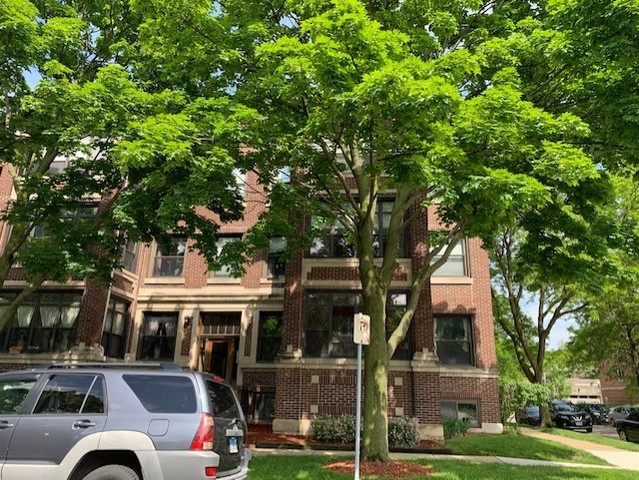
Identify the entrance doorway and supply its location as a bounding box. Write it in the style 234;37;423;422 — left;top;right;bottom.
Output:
199;312;241;384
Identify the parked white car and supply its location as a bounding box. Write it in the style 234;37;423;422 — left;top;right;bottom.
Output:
609;405;639;427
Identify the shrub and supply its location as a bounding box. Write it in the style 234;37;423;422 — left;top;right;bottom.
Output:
388;416;420;447
311;414;420;447
311;414;339;441
334;414;357;443
443;419;469;439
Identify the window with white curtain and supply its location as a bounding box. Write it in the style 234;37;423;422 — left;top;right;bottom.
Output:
0;292;82;353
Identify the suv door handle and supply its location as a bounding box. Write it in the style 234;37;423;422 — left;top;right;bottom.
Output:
0;421;14;429
72;420;96;429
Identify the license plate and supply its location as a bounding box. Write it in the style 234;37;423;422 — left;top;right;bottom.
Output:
575;421;582;426
229;436;238;454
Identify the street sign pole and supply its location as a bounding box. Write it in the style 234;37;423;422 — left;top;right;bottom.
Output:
355;340;362;480
353;312;370;480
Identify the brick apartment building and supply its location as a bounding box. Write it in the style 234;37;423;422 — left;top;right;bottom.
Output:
0;167;502;440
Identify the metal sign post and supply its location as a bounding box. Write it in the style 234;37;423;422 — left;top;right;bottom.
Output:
353;313;370;480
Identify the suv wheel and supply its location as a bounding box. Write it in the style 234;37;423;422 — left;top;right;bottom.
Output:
83;465;140;480
619;430;628;442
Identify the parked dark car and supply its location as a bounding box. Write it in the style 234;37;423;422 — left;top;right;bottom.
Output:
616;410;639;443
516;405;541;426
550;400;593;432
577;403;609;425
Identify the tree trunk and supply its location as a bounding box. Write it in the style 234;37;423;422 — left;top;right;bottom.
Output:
362;293;390;461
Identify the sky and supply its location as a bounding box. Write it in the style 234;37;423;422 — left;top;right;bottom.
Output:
521;298;576;350
547;319;574;350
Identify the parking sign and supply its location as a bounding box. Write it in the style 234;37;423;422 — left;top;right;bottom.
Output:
353;313;370;345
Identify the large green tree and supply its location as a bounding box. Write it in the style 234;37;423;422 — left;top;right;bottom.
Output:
0;1;259;331
144;0;607;460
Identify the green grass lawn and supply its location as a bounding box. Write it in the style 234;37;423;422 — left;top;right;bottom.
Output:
445;431;608;465
249;456;637;480
540;427;639;452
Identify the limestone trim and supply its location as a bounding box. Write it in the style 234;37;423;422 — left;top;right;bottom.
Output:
144;277;185;285
430;277;473;285
439;366;499;379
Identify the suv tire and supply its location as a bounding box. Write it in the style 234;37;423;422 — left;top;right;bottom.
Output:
82;465;140;480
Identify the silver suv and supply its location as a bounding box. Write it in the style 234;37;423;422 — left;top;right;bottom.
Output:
0;363;251;480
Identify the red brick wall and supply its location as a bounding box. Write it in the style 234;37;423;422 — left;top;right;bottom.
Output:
440;376;500;423
76;281;109;347
430;238;497;370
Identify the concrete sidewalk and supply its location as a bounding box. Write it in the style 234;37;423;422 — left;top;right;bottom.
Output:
521;428;639;471
251;447;617;470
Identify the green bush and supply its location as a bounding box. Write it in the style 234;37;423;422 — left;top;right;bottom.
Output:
310;414;339;441
311;414;420;446
334;414;357;443
388;416;420;447
443;418;469;439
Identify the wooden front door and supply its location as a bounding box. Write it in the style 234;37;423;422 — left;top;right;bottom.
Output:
202;336;238;383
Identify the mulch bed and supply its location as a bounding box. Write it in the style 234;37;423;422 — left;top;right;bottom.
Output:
325;460;434;477
247;423;451;454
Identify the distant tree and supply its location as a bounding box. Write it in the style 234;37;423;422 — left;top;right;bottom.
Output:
569;171;639;401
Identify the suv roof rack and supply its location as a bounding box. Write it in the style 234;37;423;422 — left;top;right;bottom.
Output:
36;362;184;371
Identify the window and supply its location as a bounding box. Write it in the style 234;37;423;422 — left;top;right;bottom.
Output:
305;292;359;358
441;400;479;427
152;236;186;277
122;239;138;273
0;292;81;354
47;156;74;174
233;168;246;199
101;299;129;359
0;375;38;414
309;217;356;258
201;312;241;336
267;237;286;277
309;201;406;258
253;392;275;421
257;312;283;362
32;203;99;238
304;292;413;359
34;374;105;414
434;315;473;365
212;236;241;277
373;201;406;258
386;293;413;360
139;313;177;361
431;239;467;276
124;375;196;413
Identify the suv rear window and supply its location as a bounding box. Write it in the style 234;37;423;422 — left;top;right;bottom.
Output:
123;375;197;413
207;380;239;418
